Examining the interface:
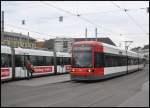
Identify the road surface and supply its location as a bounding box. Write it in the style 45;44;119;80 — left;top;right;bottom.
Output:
1;65;149;107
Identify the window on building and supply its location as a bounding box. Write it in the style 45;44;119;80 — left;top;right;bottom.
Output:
63;41;68;48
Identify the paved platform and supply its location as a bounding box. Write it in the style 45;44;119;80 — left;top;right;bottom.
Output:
6;74;71;86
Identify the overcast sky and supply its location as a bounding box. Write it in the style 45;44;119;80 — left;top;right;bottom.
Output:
1;1;149;49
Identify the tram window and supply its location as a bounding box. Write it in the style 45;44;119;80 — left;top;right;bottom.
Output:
57;57;62;65
139;59;141;64
121;56;125;66
43;56;46;65
94;52;104;67
131;58;134;65
141;59;144;64
1;54;11;67
63;57;70;65
62;57;65;65
51;57;54;65
57;57;60;65
15;55;22;67
139;58;143;64
113;56;118;66
67;58;69;65
130;58;132;65
128;57;131;65
123;56;127;66
8;55;11;67
118;56;123;66
63;57;66;65
67;57;71;65
62;57;69;65
136;58;138;65
58;57;62;65
69;58;71;64
104;53;116;67
36;56;44;66
133;58;138;65
64;57;71;65
45;56;53;65
104;53;128;67
132;58;134;65
137;58;139;64
61;57;63;65
117;56;121;66
30;56;44;66
30;56;38;66
128;57;137;65
1;54;7;67
133;58;135;65
104;54;111;67
66;57;68;65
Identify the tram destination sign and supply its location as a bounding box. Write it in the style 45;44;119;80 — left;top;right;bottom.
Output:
73;46;92;51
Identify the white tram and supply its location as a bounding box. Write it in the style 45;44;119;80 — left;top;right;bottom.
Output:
1;45;71;82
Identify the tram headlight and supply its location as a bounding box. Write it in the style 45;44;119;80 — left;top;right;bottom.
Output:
71;69;75;72
87;69;94;72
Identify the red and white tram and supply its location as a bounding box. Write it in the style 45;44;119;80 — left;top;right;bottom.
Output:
56;52;71;74
70;41;145;80
14;47;55;79
1;45;71;82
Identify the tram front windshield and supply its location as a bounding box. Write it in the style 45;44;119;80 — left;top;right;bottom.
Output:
72;46;92;68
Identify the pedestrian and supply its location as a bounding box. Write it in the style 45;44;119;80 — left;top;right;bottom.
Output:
25;59;34;80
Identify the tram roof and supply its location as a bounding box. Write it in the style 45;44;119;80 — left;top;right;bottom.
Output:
1;45;12;54
73;41;102;46
15;47;54;56
73;41;142;57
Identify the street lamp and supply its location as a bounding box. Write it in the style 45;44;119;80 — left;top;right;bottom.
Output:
124;40;133;73
124;41;133;51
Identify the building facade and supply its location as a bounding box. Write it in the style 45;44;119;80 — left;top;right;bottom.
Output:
44;37;116;53
36;41;45;49
1;31;36;48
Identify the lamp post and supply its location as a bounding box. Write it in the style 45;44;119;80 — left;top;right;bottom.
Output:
125;41;133;51
53;39;57;75
124;41;133;73
1;11;4;41
85;28;87;41
95;28;97;41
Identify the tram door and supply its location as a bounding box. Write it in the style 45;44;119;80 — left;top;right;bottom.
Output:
15;54;29;78
57;57;65;74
